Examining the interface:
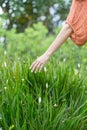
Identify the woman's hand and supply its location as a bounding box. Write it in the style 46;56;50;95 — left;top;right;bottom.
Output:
29;53;50;73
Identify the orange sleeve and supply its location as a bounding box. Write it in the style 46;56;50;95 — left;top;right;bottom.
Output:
66;0;87;46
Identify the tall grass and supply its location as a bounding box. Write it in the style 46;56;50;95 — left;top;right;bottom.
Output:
0;53;87;130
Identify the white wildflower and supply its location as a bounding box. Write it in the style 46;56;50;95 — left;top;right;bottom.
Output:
4;50;7;55
46;83;48;89
78;63;80;68
38;97;41;104
21;78;24;81
4;87;7;90
54;104;58;107
63;58;66;62
4;62;7;67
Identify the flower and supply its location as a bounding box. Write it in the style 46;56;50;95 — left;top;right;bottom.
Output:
46;83;48;89
4;87;7;90
63;58;66;62
4;61;7;67
53;104;58;107
4;50;7;55
38;97;41;104
21;78;24;81
78;63;80;68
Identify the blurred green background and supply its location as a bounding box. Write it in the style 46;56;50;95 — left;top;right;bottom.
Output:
0;0;87;130
0;0;71;56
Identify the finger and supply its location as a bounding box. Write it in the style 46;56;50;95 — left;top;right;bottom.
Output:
30;60;37;69
35;62;42;73
31;61;40;72
39;63;44;72
30;57;39;69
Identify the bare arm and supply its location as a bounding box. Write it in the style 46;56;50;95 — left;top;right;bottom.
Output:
30;23;73;73
45;23;73;57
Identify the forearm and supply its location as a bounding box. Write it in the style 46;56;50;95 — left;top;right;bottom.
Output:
45;23;73;57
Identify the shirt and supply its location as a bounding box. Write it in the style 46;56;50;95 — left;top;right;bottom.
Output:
66;0;87;46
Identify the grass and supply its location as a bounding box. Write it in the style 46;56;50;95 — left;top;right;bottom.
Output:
0;53;87;130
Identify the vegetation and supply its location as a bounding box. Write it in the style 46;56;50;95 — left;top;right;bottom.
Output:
0;21;87;130
0;0;71;32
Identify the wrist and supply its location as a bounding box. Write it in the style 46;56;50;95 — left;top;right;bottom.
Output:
45;51;52;57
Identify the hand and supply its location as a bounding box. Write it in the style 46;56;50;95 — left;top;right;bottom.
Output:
29;53;50;73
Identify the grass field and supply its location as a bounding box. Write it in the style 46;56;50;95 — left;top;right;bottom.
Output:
0;51;87;130
0;22;87;130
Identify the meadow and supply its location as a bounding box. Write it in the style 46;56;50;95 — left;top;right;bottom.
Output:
0;22;87;130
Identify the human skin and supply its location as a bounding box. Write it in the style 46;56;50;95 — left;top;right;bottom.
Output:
29;23;73;73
